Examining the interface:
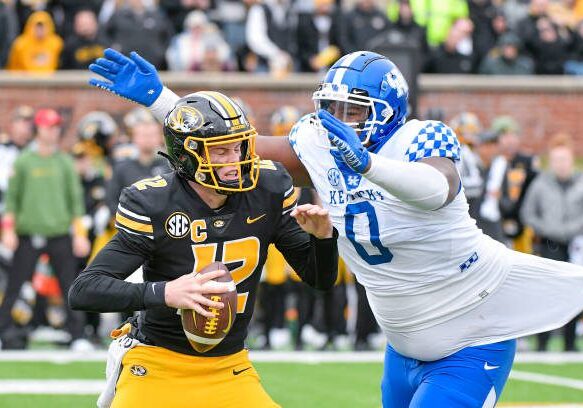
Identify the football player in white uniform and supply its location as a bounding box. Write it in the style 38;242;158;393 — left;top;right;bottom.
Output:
88;49;583;407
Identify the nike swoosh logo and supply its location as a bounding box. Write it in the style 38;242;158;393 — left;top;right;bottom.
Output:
484;362;500;371
233;367;251;376
246;214;266;224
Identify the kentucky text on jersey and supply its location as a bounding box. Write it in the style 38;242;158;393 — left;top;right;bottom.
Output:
329;188;385;205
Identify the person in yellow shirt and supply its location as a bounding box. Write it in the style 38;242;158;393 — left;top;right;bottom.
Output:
6;10;63;72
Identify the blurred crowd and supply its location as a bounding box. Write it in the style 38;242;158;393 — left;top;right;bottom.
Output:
1;0;583;353
0;102;384;352
0;99;582;353
0;0;583;76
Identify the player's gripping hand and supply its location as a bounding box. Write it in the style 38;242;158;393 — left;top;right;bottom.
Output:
164;270;229;318
318;109;371;173
89;48;162;106
291;204;333;239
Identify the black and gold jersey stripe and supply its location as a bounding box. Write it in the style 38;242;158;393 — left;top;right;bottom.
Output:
282;186;298;215
115;203;154;239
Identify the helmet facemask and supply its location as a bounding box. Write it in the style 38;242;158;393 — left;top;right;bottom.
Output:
183;130;260;194
163;97;261;195
313;82;393;145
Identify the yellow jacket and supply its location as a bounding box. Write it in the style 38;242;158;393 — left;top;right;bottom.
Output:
7;11;63;72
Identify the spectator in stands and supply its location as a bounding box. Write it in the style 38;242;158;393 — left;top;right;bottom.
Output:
528;16;571;74
500;0;530;31
565;20;583;75
0;0;18;68
475;129;506;242
375;0;429;69
105;108;169;217
516;0;551;52
103;0;173;69
425;18;477;74
450;112;483;221
60;9;106;70
296;0;345;72
166;10;233;72
6;11;63;72
159;0;213;34
387;0;469;47
345;0;390;53
479;32;535;75
0;106;35;215
521;133;583;351
215;0;255;71
494;116;539;253
468;0;505;64
71;139;108;345
0;108;91;350
51;0;103;38
246;0;297;76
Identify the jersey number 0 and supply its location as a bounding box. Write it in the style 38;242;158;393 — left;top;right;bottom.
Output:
345;202;393;265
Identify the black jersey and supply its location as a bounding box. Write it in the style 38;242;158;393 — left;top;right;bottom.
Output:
69;161;338;356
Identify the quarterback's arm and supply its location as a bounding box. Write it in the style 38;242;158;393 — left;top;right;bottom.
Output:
275;221;339;290
68;233;163;313
273;181;338;290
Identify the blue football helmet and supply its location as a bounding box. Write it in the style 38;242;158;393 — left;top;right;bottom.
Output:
312;51;409;146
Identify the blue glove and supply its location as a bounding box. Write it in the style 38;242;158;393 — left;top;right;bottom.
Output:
318;110;371;174
88;48;163;107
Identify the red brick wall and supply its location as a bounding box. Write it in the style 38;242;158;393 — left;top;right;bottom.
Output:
1;74;582;155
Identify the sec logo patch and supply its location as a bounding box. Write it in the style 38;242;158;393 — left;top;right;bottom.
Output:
165;212;191;238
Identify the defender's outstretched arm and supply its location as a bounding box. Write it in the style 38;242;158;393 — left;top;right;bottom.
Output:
89;48;312;186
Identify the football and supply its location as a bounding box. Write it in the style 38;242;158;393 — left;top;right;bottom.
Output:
180;261;237;353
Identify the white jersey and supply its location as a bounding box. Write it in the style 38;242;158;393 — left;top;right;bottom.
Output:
151;93;583;361
289;114;511;339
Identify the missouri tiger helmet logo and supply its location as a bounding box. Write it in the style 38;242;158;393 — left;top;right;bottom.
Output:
166;106;204;133
165;212;191;238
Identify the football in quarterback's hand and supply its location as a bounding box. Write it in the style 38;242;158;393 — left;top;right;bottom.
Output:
180;262;237;353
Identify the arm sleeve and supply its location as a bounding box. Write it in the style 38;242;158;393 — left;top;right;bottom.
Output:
272;175;338;290
68;232;165;312
149;86;180;122
68;187;164;312
363;121;459;211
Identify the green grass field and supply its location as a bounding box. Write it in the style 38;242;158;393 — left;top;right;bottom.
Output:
1;359;583;407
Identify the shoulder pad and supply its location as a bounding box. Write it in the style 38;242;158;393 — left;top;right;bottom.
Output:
256;160;293;195
256;161;297;214
405;120;461;162
115;173;174;239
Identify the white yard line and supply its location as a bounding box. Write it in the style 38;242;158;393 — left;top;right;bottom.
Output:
1;350;583;363
1;370;583;403
0;379;104;394
498;405;583;408
510;370;583;391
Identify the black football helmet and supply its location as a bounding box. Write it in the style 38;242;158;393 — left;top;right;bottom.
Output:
163;91;260;194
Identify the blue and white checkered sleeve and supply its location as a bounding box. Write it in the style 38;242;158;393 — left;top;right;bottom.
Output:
405;121;461;162
288;114;316;161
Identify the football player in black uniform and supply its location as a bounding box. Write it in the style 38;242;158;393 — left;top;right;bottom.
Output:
69;92;339;408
